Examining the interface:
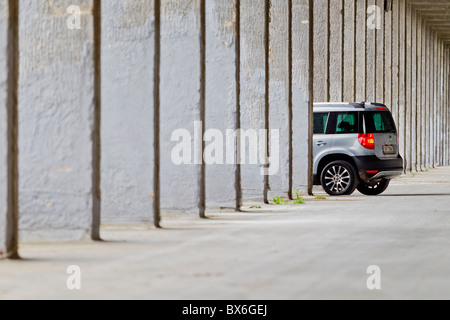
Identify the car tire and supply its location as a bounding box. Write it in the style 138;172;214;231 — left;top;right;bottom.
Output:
357;179;390;196
320;160;358;196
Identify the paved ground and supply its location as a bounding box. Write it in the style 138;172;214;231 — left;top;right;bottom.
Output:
1;167;450;300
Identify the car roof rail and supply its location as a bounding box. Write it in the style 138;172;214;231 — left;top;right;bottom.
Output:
350;102;366;108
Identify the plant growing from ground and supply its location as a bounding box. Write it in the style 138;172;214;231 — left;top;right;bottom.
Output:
294;189;305;205
315;195;327;200
273;196;288;205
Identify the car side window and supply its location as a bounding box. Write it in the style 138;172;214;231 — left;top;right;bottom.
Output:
313;113;329;134
335;112;358;134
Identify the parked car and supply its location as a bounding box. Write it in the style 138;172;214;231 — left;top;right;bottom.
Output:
313;102;404;196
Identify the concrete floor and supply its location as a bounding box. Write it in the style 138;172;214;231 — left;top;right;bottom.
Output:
1;167;450;300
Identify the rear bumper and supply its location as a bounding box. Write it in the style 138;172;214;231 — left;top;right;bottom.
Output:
354;155;404;182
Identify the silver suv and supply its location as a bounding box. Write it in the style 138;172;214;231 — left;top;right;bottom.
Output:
313;102;404;196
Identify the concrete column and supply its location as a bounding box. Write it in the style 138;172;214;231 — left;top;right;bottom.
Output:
398;0;406;167
417;16;423;171
391;0;399;125
405;3;412;172
410;7;417;172
343;0;355;102
384;6;392;108
19;0;101;240
432;32;437;167
425;27;431;169
329;0;343;102
240;0;267;200
313;0;328;102
101;1;156;225
0;0;19;258
366;0;376;102
439;39;442;166
268;0;290;199
445;47;448;166
205;0;239;209
160;0;202;215
355;0;366;102
420;19;426;171
375;0;384;103
292;0;313;194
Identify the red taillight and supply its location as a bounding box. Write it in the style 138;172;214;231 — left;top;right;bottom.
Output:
359;133;375;149
366;170;379;174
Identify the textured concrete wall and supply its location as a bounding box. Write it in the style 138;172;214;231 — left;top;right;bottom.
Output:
1;0;450;255
205;0;238;209
366;0;376;102
268;0;290;199
0;0;7;257
329;0;343;102
160;0;202;214
0;0;18;258
375;0;384;103
240;0;266;200
343;0;355;102
101;1;155;224
292;0;312;194
18;0;99;240
355;0;367;102
313;0;328;102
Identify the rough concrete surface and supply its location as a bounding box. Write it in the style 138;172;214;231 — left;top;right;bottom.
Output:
160;0;202;214
240;0;267;200
18;0;97;240
205;0;238;208
0;0;10;256
101;0;155;224
2;167;450;300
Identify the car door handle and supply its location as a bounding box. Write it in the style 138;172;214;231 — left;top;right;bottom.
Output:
316;141;327;146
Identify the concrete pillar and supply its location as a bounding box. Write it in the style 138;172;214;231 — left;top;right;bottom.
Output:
355;0;366;102
160;0;203;215
205;0;239;209
417;16;423;171
437;39;444;166
101;1;156;224
384;6;392;108
391;0;399;125
366;0;376;102
313;0;328;102
292;0;313;194
405;3;412;172
268;0;290;199
411;9;417;172
0;0;19;258
445;47;448;165
375;0;384;103
240;0;267;200
19;0;101;240
343;0;355;102
329;0;343;102
432;32;437;167
425;27;431;169
398;0;406;168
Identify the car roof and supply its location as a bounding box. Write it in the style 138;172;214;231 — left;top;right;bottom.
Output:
314;102;389;112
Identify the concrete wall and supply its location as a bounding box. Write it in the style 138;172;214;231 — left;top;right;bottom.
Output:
0;0;19;258
205;0;239;210
160;0;202;215
18;0;100;240
101;1;155;224
0;0;449;256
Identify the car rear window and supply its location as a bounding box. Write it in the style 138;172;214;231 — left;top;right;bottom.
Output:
365;112;397;133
